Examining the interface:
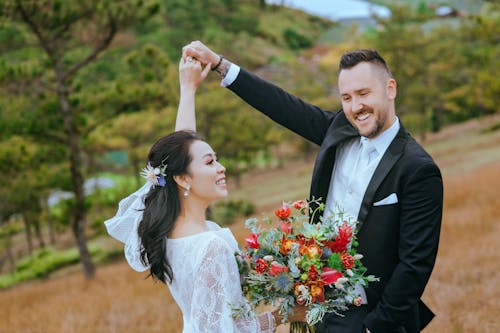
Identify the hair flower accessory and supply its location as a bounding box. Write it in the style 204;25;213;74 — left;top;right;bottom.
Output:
140;157;168;187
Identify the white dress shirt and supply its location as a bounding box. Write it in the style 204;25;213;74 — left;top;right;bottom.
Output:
324;118;400;220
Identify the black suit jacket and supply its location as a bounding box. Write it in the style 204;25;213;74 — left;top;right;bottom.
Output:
228;68;443;332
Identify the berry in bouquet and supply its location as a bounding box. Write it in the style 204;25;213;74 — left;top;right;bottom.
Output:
233;199;378;333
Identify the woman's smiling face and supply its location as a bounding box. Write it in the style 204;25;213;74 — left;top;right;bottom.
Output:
185;140;227;204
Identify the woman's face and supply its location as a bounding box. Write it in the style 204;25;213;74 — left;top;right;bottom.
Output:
185;140;227;203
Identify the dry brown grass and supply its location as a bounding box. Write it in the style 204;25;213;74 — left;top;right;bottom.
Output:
423;161;500;333
1;117;499;333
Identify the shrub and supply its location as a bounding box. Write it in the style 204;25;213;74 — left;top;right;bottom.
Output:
209;199;256;225
0;245;103;289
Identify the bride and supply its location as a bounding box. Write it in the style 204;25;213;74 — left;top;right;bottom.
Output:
105;56;305;332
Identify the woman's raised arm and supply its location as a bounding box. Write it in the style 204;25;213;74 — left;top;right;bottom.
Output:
175;56;211;132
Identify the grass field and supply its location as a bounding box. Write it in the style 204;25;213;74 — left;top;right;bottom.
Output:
1;115;499;333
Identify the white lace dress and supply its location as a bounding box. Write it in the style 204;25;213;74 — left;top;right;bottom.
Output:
166;221;275;333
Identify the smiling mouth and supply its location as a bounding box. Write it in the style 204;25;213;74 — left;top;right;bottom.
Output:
216;179;226;185
356;113;370;121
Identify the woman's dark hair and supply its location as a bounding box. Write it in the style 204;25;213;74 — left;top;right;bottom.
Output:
138;130;201;284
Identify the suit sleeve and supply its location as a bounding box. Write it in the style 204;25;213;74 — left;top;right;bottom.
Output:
228;67;337;146
364;162;443;332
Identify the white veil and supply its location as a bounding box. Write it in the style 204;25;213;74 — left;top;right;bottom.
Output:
104;182;152;272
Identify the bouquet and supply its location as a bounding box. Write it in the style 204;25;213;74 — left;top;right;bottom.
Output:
234;199;378;333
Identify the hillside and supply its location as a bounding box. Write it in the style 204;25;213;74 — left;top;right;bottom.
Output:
0;115;499;332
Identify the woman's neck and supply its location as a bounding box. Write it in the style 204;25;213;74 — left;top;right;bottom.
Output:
170;201;209;239
176;197;209;227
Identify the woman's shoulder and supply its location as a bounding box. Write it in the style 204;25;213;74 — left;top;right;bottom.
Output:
206;220;223;231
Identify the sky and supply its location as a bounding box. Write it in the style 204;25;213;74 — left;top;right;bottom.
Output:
266;0;391;20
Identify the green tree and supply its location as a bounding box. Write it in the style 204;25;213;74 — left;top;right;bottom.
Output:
0;0;160;278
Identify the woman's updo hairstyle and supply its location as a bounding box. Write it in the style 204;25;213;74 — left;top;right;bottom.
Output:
138;130;201;283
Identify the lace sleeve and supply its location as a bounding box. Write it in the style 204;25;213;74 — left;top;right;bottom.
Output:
191;237;275;333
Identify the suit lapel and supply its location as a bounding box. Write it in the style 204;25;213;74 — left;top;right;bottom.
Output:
357;127;408;229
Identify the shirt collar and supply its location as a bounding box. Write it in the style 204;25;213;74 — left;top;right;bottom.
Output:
361;117;400;156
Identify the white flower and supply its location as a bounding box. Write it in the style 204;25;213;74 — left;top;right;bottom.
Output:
346;269;354;277
140;163;161;186
263;255;274;262
353;254;363;260
334;277;349;289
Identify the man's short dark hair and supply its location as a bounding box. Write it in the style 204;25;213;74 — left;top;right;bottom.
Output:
339;49;392;77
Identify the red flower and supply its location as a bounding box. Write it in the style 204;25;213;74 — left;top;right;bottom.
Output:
325;222;353;253
295;235;306;246
279;220;292;234
320;268;343;285
255;258;268;274
309;264;319;281
292;200;307;210
341;253;355;269
274;203;291;220
269;262;289;276
245;233;260;249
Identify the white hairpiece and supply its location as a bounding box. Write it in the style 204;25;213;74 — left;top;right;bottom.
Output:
104;182;152;272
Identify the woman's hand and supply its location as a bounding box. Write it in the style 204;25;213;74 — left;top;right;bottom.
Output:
178;56;211;93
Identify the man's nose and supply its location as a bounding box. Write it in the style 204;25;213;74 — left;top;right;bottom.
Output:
352;97;363;112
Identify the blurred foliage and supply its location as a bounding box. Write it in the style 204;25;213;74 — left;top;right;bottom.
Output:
364;1;499;135
0;245;104;289
209;199;256;226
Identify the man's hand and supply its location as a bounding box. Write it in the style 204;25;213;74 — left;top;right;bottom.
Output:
182;41;220;69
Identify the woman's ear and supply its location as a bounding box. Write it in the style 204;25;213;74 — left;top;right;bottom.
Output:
173;174;190;190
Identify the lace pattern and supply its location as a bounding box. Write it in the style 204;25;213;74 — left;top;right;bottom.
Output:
167;222;275;333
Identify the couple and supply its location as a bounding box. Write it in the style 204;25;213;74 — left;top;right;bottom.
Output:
106;41;443;333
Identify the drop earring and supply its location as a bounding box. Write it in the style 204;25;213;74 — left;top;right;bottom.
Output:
184;185;190;197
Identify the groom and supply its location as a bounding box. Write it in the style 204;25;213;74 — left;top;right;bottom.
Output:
183;41;443;333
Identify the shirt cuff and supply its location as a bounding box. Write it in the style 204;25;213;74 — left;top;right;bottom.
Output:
220;63;240;87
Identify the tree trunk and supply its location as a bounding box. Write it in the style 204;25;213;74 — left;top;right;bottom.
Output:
33;217;45;248
5;232;16;273
22;215;33;255
56;63;95;279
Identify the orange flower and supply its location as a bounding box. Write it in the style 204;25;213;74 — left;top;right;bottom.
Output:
298;238;322;258
308;281;325;303
306;243;322;259
280;237;294;255
274;203;291;220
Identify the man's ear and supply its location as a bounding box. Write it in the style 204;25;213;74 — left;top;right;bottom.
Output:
173;174;190;190
387;78;397;100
